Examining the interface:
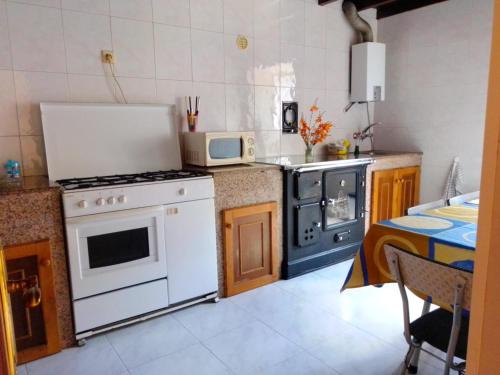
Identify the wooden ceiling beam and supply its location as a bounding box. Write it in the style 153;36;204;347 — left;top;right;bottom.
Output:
318;0;338;5
376;0;448;19
318;0;396;8
319;0;449;20
351;0;398;11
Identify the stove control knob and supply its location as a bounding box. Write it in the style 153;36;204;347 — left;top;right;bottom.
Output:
96;198;106;206
78;200;88;208
107;197;116;205
178;187;187;196
118;195;127;204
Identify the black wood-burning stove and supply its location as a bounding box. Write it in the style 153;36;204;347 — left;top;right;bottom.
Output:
283;162;369;279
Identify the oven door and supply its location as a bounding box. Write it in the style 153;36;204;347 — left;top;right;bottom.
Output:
65;206;167;300
324;168;360;229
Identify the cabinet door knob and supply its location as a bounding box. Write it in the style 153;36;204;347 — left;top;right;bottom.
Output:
40;258;51;267
225;223;232;229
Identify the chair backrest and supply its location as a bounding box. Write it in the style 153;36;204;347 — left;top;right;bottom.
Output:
449;191;480;206
407;199;446;215
384;245;473;310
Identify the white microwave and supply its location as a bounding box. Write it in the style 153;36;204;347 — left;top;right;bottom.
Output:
183;131;256;166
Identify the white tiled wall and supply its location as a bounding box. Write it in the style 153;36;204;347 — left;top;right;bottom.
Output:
374;0;493;202
0;0;375;176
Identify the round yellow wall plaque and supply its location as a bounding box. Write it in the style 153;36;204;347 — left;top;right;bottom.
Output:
236;35;248;50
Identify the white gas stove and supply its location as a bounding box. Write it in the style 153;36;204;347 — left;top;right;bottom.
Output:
41;103;219;343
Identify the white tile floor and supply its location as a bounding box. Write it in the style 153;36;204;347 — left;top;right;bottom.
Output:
18;260;458;375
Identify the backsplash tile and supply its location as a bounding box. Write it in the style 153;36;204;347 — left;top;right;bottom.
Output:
225;84;255;131
224;34;254;85
10;0;61;8
190;0;223;33
223;0;253;37
254;38;280;87
254;86;281;131
304;47;326;90
14;71;68;135
191;29;225;83
8;2;66;72
305;3;326;48
0;70;19;136
20;135;47;176
0;2;11;69
111;17;155;78
67;73;115;102
154;24;192;81
61;0;109;14
151;0;189;28
62;10;112;75
280;43;305;88
110;0;152;22
280;0;305;45
156;79;192;130
255;130;281;158
254;0;280;41
109;77;156;104
191;82;226;132
0;0;377;176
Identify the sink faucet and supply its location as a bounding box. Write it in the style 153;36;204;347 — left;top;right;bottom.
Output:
361;122;380;151
361;122;380;136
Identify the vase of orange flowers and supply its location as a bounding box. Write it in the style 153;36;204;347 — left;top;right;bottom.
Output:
299;100;333;163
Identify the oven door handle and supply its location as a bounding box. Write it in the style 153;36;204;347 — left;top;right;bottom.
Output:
294;159;373;173
65;205;165;225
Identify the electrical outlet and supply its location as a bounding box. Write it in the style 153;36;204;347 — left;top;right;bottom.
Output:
101;50;114;64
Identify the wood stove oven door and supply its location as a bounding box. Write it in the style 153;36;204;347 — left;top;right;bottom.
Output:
324;169;360;229
295;203;322;247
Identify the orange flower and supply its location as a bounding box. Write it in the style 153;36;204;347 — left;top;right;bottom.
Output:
299;102;333;147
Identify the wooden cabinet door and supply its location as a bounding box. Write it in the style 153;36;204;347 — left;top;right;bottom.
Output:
223;202;278;297
371;169;397;225
5;240;60;364
394;167;421;217
0;244;16;375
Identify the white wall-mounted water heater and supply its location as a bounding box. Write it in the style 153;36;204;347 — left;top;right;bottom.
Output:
350;42;386;102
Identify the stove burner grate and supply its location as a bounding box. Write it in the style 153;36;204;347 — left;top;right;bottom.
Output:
57;170;207;190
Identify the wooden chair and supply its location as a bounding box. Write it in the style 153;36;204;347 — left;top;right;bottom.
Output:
406;199;446;215
448;191;479;206
384;245;472;375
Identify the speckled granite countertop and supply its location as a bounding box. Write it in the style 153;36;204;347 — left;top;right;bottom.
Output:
0;175;60;195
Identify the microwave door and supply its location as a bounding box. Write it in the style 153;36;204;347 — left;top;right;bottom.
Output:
208;138;243;160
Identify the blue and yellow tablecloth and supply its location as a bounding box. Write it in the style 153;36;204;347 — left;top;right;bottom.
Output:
342;202;478;291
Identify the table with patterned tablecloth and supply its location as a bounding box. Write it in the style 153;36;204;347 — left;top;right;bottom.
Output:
342;203;478;291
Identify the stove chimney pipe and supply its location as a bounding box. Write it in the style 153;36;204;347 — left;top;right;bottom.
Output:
342;0;374;43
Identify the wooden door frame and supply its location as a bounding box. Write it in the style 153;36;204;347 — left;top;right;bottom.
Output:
467;0;500;373
0;244;16;375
